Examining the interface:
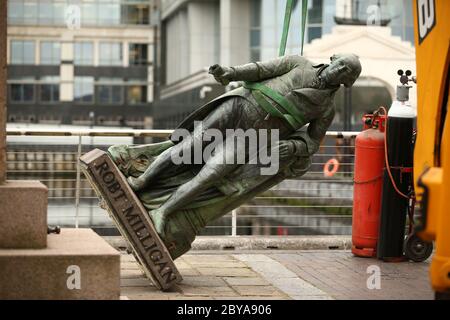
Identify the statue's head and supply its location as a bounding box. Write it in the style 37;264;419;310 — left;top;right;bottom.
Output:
321;53;362;88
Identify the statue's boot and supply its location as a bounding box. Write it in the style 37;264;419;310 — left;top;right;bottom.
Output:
148;207;167;239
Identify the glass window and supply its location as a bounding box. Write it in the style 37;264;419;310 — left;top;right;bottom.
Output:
97;78;123;104
52;1;65;25
9;77;35;103
38;1;53;25
249;0;262;62
74;77;94;103
74;42;94;66
82;2;98;25
250;0;261;27
8;0;24;24
40;41;61;65
11;40;35;65
23;1;38;25
8;0;150;27
121;4;149;25
250;30;261;47
127;80;147;104
98;2;121;25
308;0;323;24
99;42;123;66
129;43;148;66
250;48;260;62
40;76;60;102
307;26;322;42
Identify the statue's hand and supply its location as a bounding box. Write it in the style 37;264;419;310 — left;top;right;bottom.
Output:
127;176;146;192
209;64;233;86
273;140;295;160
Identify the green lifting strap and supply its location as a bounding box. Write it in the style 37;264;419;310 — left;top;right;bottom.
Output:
278;0;294;57
243;81;304;131
279;0;309;57
252;90;300;131
245;0;309;131
300;0;308;56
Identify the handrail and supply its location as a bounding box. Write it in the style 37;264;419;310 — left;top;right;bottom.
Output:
6;128;360;138
6;128;173;138
6;128;358;233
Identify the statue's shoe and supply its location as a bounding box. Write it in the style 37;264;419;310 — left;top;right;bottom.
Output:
149;208;167;239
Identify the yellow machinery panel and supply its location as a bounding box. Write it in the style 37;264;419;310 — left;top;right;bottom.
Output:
413;0;450;297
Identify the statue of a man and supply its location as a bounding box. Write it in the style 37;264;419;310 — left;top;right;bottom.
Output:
109;53;361;259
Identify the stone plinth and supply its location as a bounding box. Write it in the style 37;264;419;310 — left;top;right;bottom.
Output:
80;149;182;291
0;180;48;248
0;228;120;300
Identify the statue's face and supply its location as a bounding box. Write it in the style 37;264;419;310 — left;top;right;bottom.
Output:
321;55;361;88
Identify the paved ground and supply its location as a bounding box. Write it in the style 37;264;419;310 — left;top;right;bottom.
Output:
120;250;434;300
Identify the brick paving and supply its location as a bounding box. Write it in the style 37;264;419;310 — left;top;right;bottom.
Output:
269;251;434;300
120;250;433;300
120;253;289;300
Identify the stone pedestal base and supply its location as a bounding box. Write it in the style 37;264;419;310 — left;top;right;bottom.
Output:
0;228;120;300
0;180;47;248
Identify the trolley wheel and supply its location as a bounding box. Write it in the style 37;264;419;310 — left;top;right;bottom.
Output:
404;234;433;262
435;291;450;300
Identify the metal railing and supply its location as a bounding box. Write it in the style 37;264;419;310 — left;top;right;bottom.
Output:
6;128;358;236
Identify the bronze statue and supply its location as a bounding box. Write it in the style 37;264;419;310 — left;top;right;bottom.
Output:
108;53;361;259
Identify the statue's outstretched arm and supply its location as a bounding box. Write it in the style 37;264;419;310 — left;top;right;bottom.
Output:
209;55;303;85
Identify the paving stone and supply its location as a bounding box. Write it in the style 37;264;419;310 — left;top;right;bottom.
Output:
187;261;248;268
270;251;434;300
183;254;237;262
121;285;179;298
232;285;284;297
120;254;137;263
119;251;433;300
224;277;270;286
121;262;140;270
121;269;145;279
181;286;238;297
292;295;334;300
197;267;258;277
235;253;332;299
169;296;214;300
174;260;192;269
132;295;170;300
120;278;153;287
213;296;289;300
179;268;201;276
181;276;228;287
234;254;274;262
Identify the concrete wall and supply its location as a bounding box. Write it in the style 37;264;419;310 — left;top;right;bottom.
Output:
165;6;190;83
188;1;220;74
164;0;249;85
220;0;250;66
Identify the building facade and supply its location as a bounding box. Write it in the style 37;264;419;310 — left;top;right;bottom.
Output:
7;0;158;128
154;0;415;130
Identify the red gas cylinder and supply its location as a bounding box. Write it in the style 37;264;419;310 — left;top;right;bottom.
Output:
352;111;386;257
